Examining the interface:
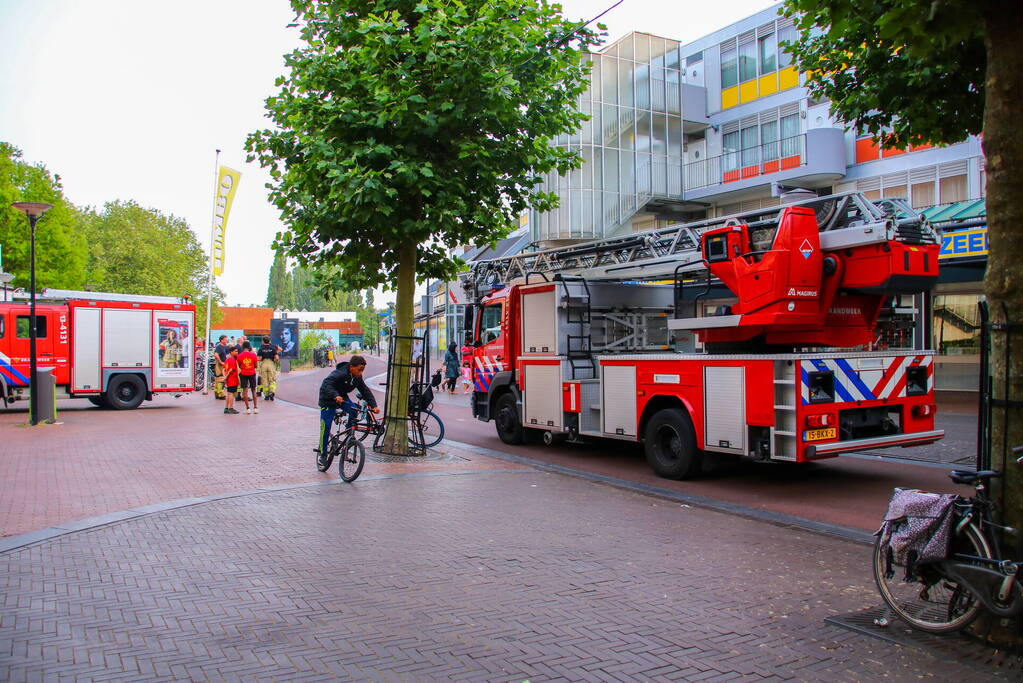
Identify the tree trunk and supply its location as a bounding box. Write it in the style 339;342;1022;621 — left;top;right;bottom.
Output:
974;3;1023;646
379;243;417;455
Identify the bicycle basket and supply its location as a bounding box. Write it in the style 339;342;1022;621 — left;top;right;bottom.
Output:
409;383;433;413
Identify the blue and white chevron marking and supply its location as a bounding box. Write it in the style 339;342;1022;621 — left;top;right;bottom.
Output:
0;351;29;387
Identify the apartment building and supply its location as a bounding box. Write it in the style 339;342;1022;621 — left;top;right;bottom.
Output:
529;2;987;390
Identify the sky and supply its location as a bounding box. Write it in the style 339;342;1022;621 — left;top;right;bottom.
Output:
0;0;778;307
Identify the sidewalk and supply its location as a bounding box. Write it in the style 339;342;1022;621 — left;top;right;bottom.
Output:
0;365;1013;680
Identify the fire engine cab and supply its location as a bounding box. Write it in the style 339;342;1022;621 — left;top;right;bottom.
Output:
0;289;197;410
464;192;944;479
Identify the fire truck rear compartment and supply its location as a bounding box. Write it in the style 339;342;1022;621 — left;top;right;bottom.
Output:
838;405;902;441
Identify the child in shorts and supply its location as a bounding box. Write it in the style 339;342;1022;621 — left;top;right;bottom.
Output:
461;362;472;394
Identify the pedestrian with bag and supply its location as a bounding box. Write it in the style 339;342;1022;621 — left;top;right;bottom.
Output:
443;343;460;394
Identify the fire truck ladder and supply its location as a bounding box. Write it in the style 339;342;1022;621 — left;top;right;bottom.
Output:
463;192;939;298
555;275;596;380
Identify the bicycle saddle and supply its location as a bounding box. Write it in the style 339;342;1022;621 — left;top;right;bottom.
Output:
948;469;1001;485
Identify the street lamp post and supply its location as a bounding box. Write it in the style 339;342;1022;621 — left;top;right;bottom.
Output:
11;202;53;425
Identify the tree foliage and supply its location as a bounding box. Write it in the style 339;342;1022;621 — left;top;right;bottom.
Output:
266;251;295;309
246;0;601;290
783;0;985;148
0;143;88;290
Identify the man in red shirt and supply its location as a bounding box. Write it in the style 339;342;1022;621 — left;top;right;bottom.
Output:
237;341;260;414
223;346;240;415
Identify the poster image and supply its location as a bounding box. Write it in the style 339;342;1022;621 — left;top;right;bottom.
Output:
270;318;299;359
157;315;192;378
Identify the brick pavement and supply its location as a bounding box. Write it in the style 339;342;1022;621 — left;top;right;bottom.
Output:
0;359;520;538
0;471;1004;681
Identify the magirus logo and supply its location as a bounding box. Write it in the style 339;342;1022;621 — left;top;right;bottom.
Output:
787;287;818;297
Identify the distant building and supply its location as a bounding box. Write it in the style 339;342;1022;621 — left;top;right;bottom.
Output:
214;306;363;348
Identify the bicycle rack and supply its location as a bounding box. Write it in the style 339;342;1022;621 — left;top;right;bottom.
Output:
375;330;430;457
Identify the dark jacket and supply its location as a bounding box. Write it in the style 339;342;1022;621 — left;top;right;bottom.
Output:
318;362;376;409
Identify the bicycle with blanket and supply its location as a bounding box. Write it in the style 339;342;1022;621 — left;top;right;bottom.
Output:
873;445;1023;634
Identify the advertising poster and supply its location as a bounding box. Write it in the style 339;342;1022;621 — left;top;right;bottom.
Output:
270;318;299;359
156;313;193;379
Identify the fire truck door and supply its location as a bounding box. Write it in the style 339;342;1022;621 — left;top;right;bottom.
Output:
7;308;53;384
474;302;505;391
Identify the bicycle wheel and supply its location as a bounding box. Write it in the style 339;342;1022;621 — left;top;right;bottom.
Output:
411;409;445;448
339;436;366;482
873;522;990;634
318;432;343;472
353;414;378;442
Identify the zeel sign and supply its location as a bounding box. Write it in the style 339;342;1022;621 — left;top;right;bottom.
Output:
939;228;988;260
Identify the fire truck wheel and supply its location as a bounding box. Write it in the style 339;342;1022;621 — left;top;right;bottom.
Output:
644;408;702;480
87;396;110;408
495;392;524;445
106;375;146;410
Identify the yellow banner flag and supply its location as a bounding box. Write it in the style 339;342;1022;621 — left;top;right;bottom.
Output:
212;166;241;276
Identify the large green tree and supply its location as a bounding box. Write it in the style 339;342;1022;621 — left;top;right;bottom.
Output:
784;0;1022;643
0;143;88;290
81;200;221;333
247;0;599;453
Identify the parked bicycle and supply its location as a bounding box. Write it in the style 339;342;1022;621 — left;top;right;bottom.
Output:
351;383;445;449
873;446;1023;633
316;410;366;482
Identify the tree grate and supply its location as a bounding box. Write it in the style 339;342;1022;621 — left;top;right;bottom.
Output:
827;606;1022;674
367;451;468;464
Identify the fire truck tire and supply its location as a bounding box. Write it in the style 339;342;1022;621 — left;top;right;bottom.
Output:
495;392;525;445
106;375;146;410
644;408;702;480
87;396;110;408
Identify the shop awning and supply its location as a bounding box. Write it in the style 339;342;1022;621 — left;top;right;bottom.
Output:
921;199;986;224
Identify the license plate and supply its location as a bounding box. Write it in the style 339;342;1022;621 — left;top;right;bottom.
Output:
804;427;837;442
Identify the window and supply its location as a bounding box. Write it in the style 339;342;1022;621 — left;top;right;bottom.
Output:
940;175;968;203
778;24;797;68
741;126;759;167
739;41;757;82
911;182;935;209
883;184;907;199
759;33;777;75
0;316;4;338
721;47;738;88
780;113;800;157
478;304;502;344
723;131;741;171
16;315;47;339
761;120;779;161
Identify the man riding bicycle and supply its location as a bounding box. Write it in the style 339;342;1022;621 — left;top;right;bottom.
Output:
317;355;380;456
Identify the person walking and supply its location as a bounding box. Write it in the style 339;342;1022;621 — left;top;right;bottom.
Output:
223;346;240;415
443;343;460;394
237;342;259;414
257;335;279;401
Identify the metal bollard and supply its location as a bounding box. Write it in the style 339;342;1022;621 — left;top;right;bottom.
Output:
32;368;57;424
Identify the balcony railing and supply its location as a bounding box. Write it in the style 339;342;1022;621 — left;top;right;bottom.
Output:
685;134;807;191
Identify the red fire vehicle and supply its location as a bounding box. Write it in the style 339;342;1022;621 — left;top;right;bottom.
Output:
0;289;197;410
464;193;944;479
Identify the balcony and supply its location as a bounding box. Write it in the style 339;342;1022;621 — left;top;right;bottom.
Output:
683;128;847;201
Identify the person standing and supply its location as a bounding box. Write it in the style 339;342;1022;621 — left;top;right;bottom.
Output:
444;343;460;394
237;342;259;414
257;335;279;400
223;346;240;415
213;334;229;400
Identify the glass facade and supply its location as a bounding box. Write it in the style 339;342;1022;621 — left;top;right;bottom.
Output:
532;33;685;243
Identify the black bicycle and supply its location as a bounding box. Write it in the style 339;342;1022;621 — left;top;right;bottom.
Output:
873;446;1023;633
316;411;366;482
351;383;444;449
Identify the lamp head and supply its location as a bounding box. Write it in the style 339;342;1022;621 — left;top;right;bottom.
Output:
11;202;54;218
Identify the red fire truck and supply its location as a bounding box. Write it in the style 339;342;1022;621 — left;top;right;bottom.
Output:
464;193;944;479
0;289;197;410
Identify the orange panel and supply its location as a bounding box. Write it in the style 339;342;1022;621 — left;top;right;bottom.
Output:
723;169;741;183
855;138;880;163
780;155;801;170
881;147;906;158
762;160;779;174
741;165;760;179
909;143;933;152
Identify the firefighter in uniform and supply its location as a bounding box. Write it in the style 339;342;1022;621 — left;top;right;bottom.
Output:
213;334;229;399
257;335;279;401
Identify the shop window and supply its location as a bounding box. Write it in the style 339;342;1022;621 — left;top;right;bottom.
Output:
739;41;757;82
721;47;738;88
940;174;967;203
759;33;777;75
